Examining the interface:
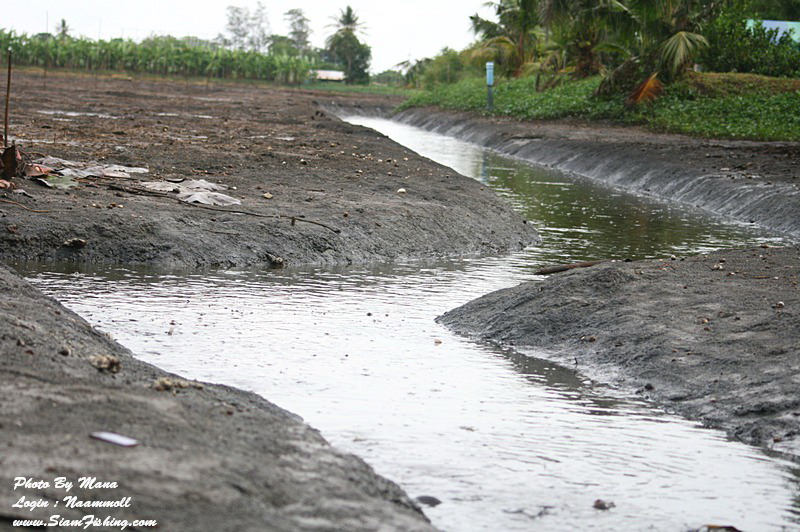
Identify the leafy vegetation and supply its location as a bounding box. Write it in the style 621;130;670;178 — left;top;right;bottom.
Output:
701;3;800;78
0;4;373;85
470;0;542;77
400;72;800;141
397;0;800;141
0;30;314;83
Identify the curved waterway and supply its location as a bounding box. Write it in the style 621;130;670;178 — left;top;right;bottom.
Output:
20;117;799;531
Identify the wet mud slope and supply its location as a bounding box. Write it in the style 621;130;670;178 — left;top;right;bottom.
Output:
0;73;537;268
440;246;800;459
0;265;433;530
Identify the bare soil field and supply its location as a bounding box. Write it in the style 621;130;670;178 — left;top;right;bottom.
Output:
0;71;537;268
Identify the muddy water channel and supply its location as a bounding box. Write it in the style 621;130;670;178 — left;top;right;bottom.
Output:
20;118;799;531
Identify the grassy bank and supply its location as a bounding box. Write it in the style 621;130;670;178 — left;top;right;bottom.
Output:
400;73;800;141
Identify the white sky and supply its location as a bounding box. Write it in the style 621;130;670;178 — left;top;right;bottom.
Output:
3;1;494;73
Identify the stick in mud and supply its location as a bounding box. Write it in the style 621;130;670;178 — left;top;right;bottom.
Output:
535;260;608;275
4;47;10;148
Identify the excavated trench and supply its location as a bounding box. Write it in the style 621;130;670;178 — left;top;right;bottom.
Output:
20;116;799;531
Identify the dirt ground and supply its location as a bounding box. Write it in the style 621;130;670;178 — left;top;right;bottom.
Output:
0;72;543;530
2;69;800;529
0;71;537;268
440;246;800;459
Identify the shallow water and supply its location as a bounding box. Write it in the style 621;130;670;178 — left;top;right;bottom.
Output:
20;118;799;531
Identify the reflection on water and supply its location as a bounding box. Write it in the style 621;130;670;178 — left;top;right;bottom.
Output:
18;119;798;531
348;116;789;267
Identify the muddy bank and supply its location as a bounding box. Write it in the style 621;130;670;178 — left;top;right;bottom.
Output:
439;245;800;458
0;73;537;268
330;104;800;241
0;264;433;530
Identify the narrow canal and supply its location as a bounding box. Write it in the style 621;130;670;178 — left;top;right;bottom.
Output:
18;117;799;531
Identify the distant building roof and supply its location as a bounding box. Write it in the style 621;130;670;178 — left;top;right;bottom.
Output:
747;19;800;43
313;70;346;82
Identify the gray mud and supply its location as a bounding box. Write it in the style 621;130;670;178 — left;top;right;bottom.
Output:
0;264;433;530
0;73;537;269
439;246;800;459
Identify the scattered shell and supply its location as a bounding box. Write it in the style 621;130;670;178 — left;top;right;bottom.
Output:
263;192;273;199
88;354;121;373
397;188;407;194
63;238;87;248
775;301;785;309
153;377;204;391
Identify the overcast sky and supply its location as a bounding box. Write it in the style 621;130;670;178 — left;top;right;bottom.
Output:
3;1;494;73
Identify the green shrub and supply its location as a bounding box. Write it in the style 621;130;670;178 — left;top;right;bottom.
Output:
701;4;800;78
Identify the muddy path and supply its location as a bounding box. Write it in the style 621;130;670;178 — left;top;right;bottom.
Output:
1;72;536;268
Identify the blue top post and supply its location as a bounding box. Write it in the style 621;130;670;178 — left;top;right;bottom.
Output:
486;62;494;110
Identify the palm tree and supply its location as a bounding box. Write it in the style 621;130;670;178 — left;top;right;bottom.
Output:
325;6;371;84
538;0;613;78
55;19;71;40
470;0;542;78
592;0;721;99
326;6;366;46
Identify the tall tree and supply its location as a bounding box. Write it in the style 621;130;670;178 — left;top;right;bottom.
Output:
55;19;71;40
224;2;270;52
326;6;371;83
225;6;250;50
328;6;366;38
285;8;311;53
247;1;270;53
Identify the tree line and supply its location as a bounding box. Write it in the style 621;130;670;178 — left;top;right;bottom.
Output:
0;4;372;85
401;0;800;98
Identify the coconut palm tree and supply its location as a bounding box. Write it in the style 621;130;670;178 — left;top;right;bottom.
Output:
538;0;612;77
597;0;721;99
470;0;542;78
326;6;366;46
325;6;371;84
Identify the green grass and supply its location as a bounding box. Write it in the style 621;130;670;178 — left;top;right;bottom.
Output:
400;73;800;141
